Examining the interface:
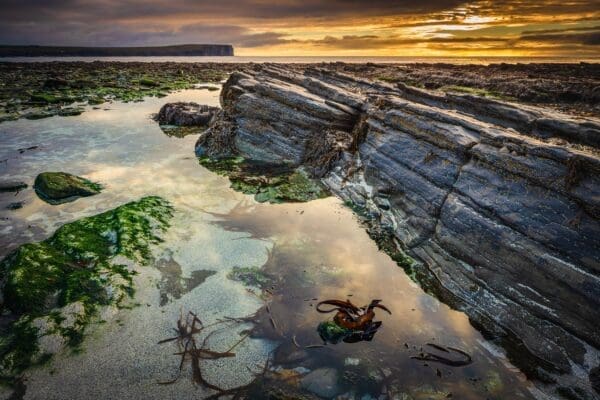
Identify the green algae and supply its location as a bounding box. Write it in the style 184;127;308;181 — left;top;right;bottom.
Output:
0;196;173;376
34;172;103;204
199;156;328;204
317;321;352;344
227;266;273;289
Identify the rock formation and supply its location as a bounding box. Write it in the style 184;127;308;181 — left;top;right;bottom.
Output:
196;65;600;398
155;102;220;127
34;172;102;204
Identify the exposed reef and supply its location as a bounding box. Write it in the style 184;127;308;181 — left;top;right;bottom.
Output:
196;65;600;399
34;172;102;204
0;196;173;377
0;62;234;122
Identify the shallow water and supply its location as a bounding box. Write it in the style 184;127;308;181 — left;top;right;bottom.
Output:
0;89;538;399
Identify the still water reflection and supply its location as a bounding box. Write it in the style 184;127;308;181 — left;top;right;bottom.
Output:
0;88;535;399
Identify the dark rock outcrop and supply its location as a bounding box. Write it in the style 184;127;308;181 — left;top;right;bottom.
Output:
0;181;27;192
196;65;600;398
155;102;219;127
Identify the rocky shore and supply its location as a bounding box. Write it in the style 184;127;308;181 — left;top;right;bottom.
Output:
194;64;600;399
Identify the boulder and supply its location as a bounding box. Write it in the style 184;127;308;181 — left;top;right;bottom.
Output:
155;102;219;127
34;172;102;204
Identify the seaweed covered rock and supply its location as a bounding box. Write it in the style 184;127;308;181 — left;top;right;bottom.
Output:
34;172;102;204
0;196;173;375
155;102;219;127
199;156;328;203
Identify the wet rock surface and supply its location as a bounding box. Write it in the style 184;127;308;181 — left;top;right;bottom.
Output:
333;62;600;117
34;171;103;203
197;64;600;398
155;102;219;126
0;181;27;192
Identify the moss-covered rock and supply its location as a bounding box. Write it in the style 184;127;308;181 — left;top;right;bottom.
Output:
0;196;173;375
34;172;103;204
199;156;328;204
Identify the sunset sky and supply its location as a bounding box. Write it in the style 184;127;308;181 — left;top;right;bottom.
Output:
1;0;599;56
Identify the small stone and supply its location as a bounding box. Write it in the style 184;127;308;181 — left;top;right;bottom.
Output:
300;367;342;398
6;202;24;210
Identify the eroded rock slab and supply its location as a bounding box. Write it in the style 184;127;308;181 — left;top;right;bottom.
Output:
196;64;600;398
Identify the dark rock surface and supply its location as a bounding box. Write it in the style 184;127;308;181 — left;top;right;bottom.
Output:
333;62;600;117
0;181;27;192
34;172;102;204
196;64;600;398
155;102;220;127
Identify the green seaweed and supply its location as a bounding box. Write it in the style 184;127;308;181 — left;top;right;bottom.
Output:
0;196;173;375
199;156;328;204
317;321;352;344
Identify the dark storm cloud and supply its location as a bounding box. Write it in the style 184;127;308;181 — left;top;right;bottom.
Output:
0;0;473;46
0;0;469;23
520;30;600;45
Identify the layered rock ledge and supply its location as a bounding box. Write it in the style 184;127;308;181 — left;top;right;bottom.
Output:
196;65;600;398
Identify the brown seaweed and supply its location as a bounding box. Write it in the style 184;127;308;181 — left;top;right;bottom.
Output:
158;310;264;397
410;343;473;367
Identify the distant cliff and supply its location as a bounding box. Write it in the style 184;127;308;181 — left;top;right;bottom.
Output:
0;44;234;57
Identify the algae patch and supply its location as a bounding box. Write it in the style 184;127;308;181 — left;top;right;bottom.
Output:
0;196;173;376
199;156;328;203
227;266;273;289
34;172;103;204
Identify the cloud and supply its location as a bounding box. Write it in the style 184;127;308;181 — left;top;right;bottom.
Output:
0;0;598;55
520;30;600;45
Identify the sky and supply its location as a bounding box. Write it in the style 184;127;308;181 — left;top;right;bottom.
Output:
0;0;599;57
